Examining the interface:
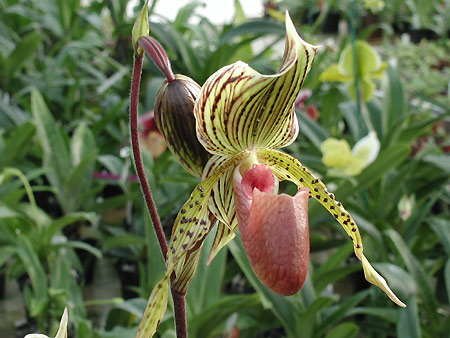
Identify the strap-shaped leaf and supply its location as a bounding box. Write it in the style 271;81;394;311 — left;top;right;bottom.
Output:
194;12;318;156
256;148;405;307
137;151;249;337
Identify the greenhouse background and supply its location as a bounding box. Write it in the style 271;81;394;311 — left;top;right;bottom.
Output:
0;0;448;337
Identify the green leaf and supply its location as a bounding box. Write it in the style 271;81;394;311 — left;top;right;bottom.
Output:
220;20;285;44
315;265;361;295
0;122;35;168
187;226;227;314
98;154;124;175
296;296;335;338
297;111;330;150
103;234;146;250
63;149;97;211
5;31;42;82
316;290;369;337
313;242;353;282
16;235;48;316
385;229;440;329
374;263;417;301
346;306;398;324
422;154;450;173
445;258;450;305
382;62;405;136
325;322;359;338
55;240;102;259
46;212;96;243
0;204;21;219
71;121;96;166
189;294;261;337
31;89;71;208
428;217;450;255
397;297;421;338
337;143;410;199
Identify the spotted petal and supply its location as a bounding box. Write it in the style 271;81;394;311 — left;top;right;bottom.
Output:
194;12;318;156
255;148;406;307
137;151;249;337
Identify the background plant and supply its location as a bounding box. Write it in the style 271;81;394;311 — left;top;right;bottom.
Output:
0;0;448;337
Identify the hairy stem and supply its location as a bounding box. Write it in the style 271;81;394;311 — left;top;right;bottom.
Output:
130;53;187;338
130;53;168;259
172;289;188;338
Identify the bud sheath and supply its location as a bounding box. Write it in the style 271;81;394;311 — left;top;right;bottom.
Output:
155;74;210;177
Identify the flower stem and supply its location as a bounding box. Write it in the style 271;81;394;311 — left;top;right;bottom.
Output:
172;289;188;338
130;53;168;259
349;0;362;139
130;53;188;338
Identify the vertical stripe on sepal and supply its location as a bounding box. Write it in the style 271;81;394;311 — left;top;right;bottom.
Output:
194;12;318;156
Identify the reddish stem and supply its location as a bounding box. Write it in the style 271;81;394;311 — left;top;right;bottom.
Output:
130;53;168;259
130;52;187;338
171;289;188;338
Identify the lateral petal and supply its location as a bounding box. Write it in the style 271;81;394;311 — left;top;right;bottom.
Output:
137;151;249;337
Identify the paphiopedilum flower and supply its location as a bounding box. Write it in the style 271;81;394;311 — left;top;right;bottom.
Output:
139;111;167;158
320;40;387;101
137;13;404;338
321;131;380;177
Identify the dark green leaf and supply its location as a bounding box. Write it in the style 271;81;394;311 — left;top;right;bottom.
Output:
5;31;42;81
325;322;359;338
397;297;421;338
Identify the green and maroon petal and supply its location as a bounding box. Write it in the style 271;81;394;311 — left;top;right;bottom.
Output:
137;151;249;337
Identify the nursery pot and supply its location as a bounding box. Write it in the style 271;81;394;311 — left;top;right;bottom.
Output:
115;258;140;299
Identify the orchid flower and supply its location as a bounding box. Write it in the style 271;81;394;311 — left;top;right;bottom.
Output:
320;40;387;101
321;131;380;177
137;13;405;338
139;111;167;158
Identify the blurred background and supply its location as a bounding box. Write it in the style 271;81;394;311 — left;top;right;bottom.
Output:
0;0;448;337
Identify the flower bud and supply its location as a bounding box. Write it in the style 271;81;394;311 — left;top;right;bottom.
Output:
154;74;210;177
132;0;149;56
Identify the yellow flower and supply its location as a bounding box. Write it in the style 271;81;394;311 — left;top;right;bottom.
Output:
320;41;387;101
321;131;380;176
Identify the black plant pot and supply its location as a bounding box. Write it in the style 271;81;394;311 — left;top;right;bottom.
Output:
409;28;439;43
115;258;140;299
393;21;411;35
75;237;100;285
321;12;341;34
14;318;38;338
0;273;5;299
